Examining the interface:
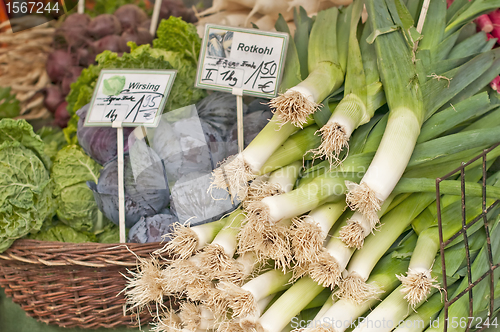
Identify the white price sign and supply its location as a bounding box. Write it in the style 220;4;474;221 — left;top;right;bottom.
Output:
195;24;289;98
85;69;176;127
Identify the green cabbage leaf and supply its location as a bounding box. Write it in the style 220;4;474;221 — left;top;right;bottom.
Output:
0;119;54;252
28;219;93;243
51;145;112;234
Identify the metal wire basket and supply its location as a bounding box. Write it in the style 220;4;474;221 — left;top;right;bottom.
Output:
436;143;500;332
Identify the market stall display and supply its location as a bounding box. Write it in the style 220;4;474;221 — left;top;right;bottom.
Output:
0;19;54;121
0;0;499;331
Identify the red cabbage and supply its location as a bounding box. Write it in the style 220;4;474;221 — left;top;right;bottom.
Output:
127;209;178;243
87;152;170;228
76;104;134;165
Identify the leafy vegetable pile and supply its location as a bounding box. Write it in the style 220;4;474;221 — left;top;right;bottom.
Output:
42;0;199;129
2;2;500;330
44;5;154;128
0;117;121;249
119;1;500;332
0;119;54;252
64;16;207;145
51;145;116;237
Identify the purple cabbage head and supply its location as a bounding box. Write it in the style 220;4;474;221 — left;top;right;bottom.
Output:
196;92;243;141
76;104;134;165
87;150;170;228
170;171;238;226
127;209;178;243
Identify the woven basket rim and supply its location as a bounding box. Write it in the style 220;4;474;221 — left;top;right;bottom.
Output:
0;239;165;268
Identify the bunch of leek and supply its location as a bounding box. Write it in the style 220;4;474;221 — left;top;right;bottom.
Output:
121;1;500;332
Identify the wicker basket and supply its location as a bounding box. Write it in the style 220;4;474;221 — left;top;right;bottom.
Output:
0;239;167;329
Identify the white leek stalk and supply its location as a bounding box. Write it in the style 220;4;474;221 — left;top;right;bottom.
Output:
308;244;413;332
392;287;448;332
210;118;315;202
178;302;219;331
160;216;228;260
217;269;293;318
245;171;361;228
311;295;337;322
157;209;249;302
398;193;497;307
244;161;302;209
337;193;435;304
194;208;248;283
350;285;416;332
238;162;303;270
291;201;347;270
311;0;381;166
239;218;294;272
241;277;325;332
270;7;345;128
343;0;425;247
306;193;399;288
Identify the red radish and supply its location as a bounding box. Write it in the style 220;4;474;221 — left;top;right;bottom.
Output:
114;4;148;30
61;67;83;96
46;50;74;83
53;26;91;50
140;19;151;30
491;25;500;41
160;0;198;23
87;14;122;39
76;47;97;66
42;85;65;114
490;76;500;92
475;14;493;33
54;101;71;128
61;13;91;30
119;27;153;52
93;35;122;54
486;33;496;41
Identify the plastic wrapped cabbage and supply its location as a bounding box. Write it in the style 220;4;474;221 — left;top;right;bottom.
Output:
150;105;231;186
128;209;178;243
170;171;238;226
201;119;231;169
0;119;54;252
87;136;169;228
76;104;134;165
196;92;243;140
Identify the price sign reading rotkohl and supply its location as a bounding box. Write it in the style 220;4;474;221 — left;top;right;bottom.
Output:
85;69;176;127
195;24;289;98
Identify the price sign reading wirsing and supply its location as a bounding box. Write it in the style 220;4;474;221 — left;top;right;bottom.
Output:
84;69;176;127
195;24;289;98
